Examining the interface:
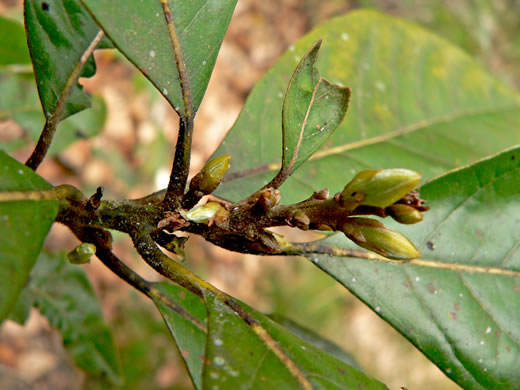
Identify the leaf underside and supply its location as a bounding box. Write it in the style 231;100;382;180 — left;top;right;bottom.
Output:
81;0;237;115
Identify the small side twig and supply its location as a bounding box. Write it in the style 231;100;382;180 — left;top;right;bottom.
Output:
26;30;105;170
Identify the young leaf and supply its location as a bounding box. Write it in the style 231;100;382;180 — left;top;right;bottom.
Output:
81;0;237;115
0;151;58;323
274;40;349;187
203;292;388;390
15;251;122;385
24;0;105;120
0;16;31;66
308;147;520;389
152;283;207;390
214;10;520;203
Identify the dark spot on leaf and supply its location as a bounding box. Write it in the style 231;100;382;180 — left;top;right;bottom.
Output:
402;281;411;288
449;312;457;320
506;345;511;352
426;283;436;294
41;2;49;11
495;330;502;338
454;303;460;311
359;385;366;390
75;129;87;139
337;367;345;375
351;192;357;196
475;229;483;238
512;155;516;160
514;284;519;292
426;241;435;250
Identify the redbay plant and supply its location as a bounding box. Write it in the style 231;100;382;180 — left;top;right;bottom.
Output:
1;1;520;389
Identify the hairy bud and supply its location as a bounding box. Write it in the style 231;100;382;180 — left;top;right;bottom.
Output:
387;204;424;224
342;217;420;260
67;243;96;264
340;169;421;209
190;155;231;194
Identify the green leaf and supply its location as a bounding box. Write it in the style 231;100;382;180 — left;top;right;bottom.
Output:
17;251;122;384
152;283;207;390
0;151;58;323
203;292;388;389
24;0;103;120
214;10;520;203
280;40;350;176
81;0;237;114
309;146;520;389
0;16;31;66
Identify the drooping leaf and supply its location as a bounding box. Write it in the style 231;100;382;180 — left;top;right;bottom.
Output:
0;16;31;66
214;10;520;203
0;151;58;323
0;72;107;153
203;292;388;389
15;251;122;385
152;282;207;390
308;146;520;389
24;0;106;120
81;0;237;115
280;39;350;177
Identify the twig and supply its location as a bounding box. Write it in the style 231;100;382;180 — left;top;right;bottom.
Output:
159;0;195;208
26;30;105;170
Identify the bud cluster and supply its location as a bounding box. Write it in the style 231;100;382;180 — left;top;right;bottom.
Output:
334;168;426;260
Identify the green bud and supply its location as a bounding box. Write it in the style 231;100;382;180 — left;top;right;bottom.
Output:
341;169;421;208
67;243;96;264
342;217;420;260
183;202;229;224
190;155;231;194
387;204;424;224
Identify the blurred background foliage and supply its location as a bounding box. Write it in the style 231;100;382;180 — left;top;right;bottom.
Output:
0;0;519;389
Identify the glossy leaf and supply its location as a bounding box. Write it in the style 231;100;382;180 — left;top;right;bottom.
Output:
214;10;520;203
24;0;104;120
280;40;349;176
0;16;31;66
309;147;520;389
14;251;122;384
203;292;388;389
0;151;58;323
153;283;207;390
81;0;237;115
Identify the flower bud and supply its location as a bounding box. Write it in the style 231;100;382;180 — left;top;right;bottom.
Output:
341;169;421;208
183;202;229;224
190;155;231;194
342;217;420;260
67;243;96;264
257;188;281;211
387;204;424;224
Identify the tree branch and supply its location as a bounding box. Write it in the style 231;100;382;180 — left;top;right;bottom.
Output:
26;30;105;170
